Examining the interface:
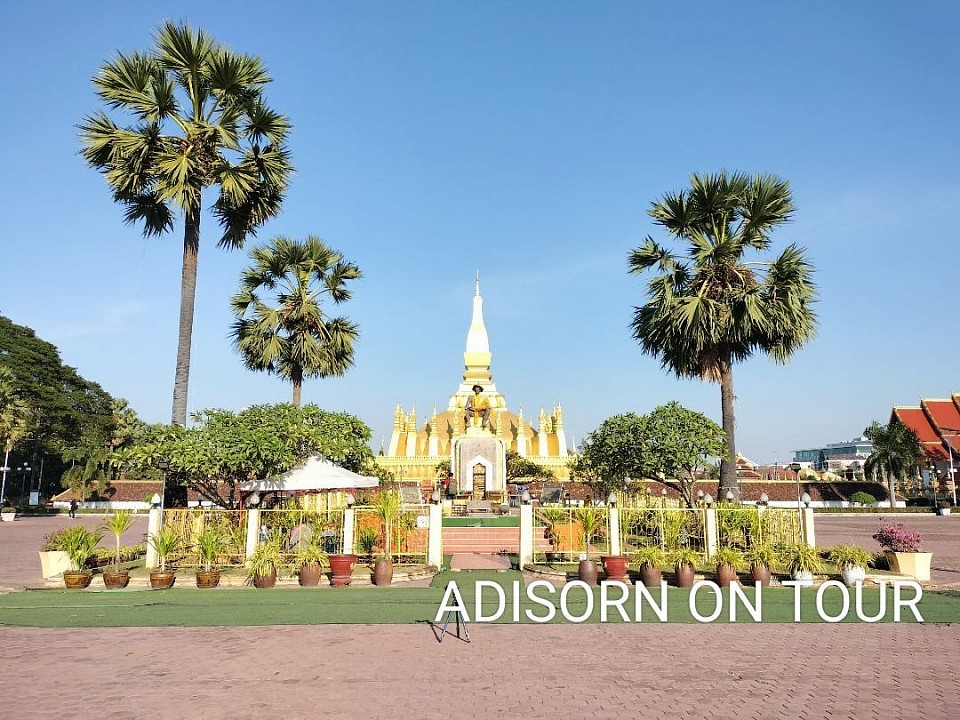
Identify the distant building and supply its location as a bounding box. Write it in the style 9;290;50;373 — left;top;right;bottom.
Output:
793;437;873;472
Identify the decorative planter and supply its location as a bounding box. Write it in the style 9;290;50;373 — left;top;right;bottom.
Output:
885;552;933;583
63;571;93;589
841;566;866;587
600;555;630;583
102;570;130;589
674;563;695;588
638;565;662;588
373;558;394;586
253;568;277;588
938;507;952;516
39;551;72;579
790;569;814;587
577;559;598;585
715;563;738;587
196;569;221;589
149;571;176;589
298;563;323;587
0;511;15;522
328;554;358;587
749;565;771;587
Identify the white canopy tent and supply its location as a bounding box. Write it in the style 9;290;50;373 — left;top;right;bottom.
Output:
240;456;379;493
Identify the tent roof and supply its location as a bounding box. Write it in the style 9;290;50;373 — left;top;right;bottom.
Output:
239;456;379;492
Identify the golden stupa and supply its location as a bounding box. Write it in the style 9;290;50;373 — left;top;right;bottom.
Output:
374;279;572;491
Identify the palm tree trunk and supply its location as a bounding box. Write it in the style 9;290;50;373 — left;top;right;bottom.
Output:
886;468;897;509
718;355;739;500
292;366;303;407
171;208;201;426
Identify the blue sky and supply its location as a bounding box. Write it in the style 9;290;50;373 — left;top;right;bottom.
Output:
1;2;957;464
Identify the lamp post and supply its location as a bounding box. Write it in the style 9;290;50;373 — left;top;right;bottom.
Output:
789;462;803;510
17;462;31;508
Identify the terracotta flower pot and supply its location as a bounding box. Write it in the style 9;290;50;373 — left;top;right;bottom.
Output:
638;564;662;588
600;555;630;582
715;563;738;587
63;571;93;589
196;569;221;589
578;559;598;585
102;570;130;589
373;558;394;586
253;568;277;588
674;563;695;588
749;565;771;587
149;570;176;589
328;554;358;587
298;563;323;587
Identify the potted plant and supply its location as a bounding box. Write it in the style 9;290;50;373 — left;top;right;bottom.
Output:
576;507;604;585
60;525;102;589
248;539;284;588
671;547;700;588
38;528;73;579
147;526;180;589
194;525;226;588
292;540;328;587
0;503;17;522
872;518;931;582
828;544;873;587
539;508;569;562
744;542;778;587
712;546;743;587
101;510;134;589
785;543;823;586
371;488;402;586
633;545;667;588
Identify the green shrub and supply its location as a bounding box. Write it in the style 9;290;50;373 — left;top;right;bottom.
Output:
850;491;876;506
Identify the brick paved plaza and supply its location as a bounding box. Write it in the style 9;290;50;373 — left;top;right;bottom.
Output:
2;513;959;718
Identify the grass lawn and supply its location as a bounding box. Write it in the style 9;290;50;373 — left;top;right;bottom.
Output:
0;574;956;627
441;516;520;527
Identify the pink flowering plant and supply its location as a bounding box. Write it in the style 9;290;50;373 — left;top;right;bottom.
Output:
872;518;922;553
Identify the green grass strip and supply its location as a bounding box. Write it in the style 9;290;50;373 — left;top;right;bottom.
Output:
441;516;520;527
0;576;956;627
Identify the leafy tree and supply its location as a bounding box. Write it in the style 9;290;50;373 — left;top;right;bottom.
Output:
231;236;361;406
60;443;110;501
573;403;726;507
642;402;727;508
80;21;293;425
0;315;116;493
863;420;924;504
0;366;33;450
120;403;373;507
628;171;816;498
505;450;555;483
571;413;650;499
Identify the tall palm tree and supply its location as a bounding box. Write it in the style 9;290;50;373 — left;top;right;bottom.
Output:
231;236;361;406
80;22;293;425
864;420;924;504
628;171;817;498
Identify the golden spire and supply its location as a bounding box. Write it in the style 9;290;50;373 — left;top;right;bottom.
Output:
462;275;493;385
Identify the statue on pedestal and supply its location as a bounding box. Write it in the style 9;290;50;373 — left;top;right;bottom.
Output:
465;384;490;430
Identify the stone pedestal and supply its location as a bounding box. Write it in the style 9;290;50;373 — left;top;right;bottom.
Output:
454;433;506;497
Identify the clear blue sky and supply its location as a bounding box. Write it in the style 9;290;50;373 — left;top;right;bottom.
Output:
1;1;957;464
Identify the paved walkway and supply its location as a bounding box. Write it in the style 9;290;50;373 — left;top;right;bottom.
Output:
2;513;960;718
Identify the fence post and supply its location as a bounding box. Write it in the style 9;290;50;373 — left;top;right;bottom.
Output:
343;507;355;555
427;503;442;568
802;507;816;547
245;508;260;562
145;507;161;569
608;506;621;556
519;504;533;568
704;507;718;558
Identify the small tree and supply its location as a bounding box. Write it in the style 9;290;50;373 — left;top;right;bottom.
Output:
373;488;401;561
506;451;554;483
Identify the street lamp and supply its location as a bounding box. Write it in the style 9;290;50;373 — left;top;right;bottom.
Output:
789;462;803;510
16;463;31;507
